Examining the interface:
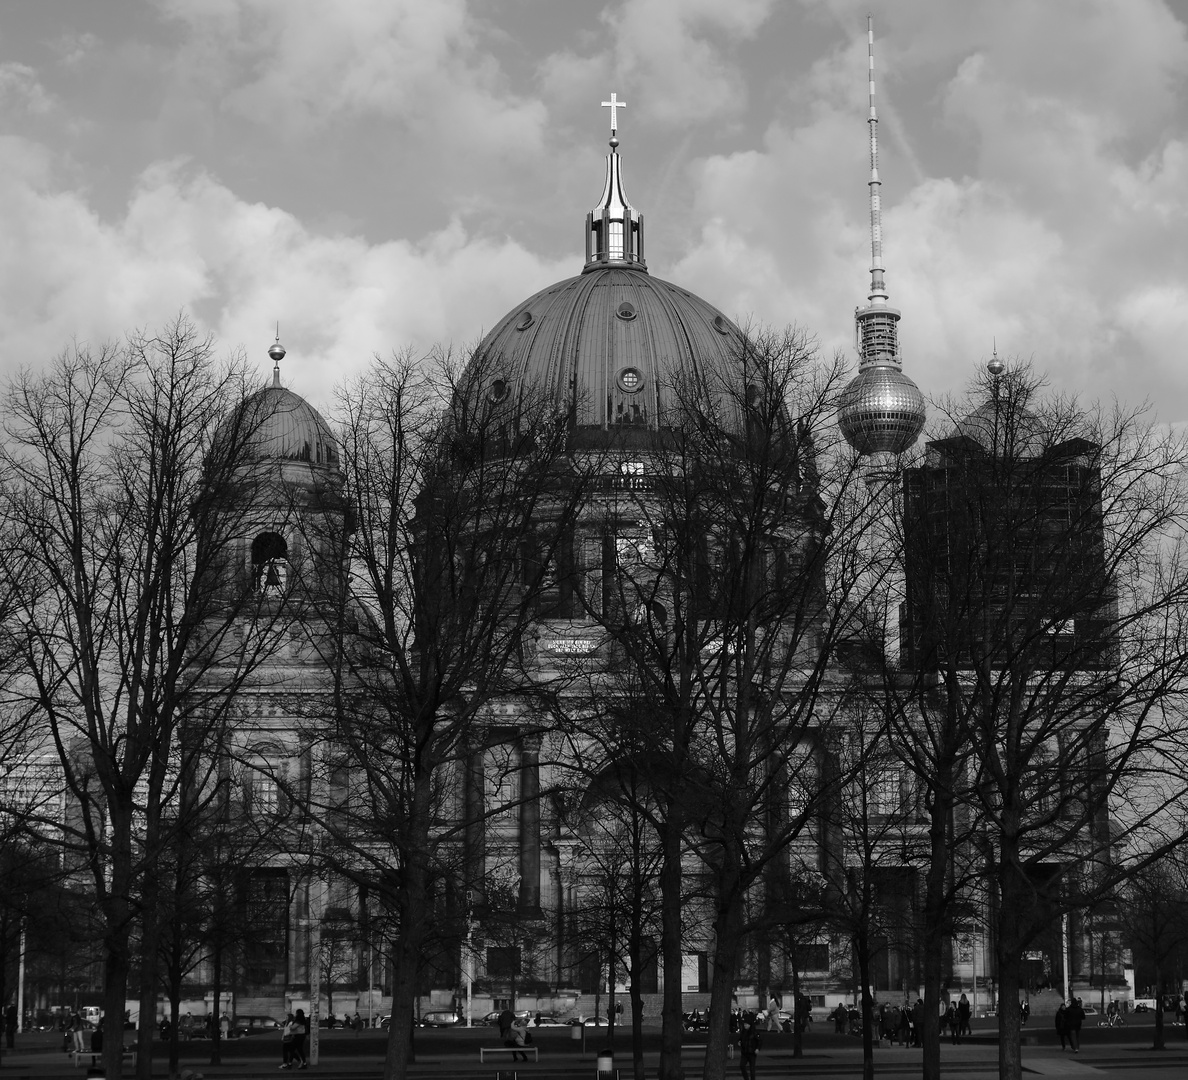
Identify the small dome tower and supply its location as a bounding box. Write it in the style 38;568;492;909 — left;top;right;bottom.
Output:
838;17;925;461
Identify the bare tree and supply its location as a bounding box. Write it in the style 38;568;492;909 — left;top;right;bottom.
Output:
893;364;1188;1080
574;327;877;1080
555;697;667;1080
0;318;290;1078
291;348;604;1080
1118;851;1188;1050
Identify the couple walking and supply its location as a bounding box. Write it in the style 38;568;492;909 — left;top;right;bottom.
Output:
279;1010;309;1069
1055;999;1085;1052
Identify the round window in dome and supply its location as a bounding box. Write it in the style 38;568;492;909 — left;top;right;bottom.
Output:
515;310;534;331
712;314;732;335
616;301;637;321
487;379;509;403
617;367;644;394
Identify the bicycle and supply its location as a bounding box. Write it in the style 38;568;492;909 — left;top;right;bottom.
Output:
1098;1012;1125;1027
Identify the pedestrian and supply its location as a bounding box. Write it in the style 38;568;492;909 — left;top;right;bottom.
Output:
5;1002;17;1049
1067;998;1084;1053
737;1011;761;1080
1054;1002;1069;1050
279;1013;297;1069
352;1011;362;1033
832;1002;847;1034
945;1002;958;1044
506;1015;531;1062
766;991;782;1033
292;1009;309;1069
957;993;971;1037
912;998;924;1047
1021;998;1030;1026
220;1012;231;1041
72;1012;87;1054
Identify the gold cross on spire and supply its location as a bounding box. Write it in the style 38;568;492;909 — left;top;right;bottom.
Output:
601;92;627;133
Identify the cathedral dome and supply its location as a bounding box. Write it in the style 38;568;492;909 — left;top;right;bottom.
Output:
216;337;340;471
238;384;339;468
472;265;745;443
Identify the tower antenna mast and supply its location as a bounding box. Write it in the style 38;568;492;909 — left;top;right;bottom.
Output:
867;14;887;307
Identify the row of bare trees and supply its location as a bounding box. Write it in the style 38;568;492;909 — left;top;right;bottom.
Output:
1;318;1188;1080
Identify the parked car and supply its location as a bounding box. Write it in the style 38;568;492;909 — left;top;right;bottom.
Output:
527;1014;569;1027
232;1015;284;1037
482;1010;531;1027
567;1015;609;1027
415;1011;460;1027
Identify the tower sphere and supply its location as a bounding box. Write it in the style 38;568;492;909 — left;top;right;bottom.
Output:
838;364;926;455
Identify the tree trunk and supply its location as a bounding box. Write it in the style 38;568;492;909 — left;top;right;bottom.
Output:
657;808;687;1080
1152;965;1164;1050
167;973;182;1078
102;831;135;1080
381;784;433;1080
996;945;1024;1080
135;866;162;1080
856;924;874;1080
920;771;953;1080
627;937;646;1080
791;955;803;1058
700;880;745;1080
209;943;223;1066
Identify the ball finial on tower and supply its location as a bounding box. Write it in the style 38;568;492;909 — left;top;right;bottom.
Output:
268;326;285;387
987;342;1005;377
268;327;286;365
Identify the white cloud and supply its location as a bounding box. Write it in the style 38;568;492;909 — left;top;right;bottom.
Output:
0;63;54;115
155;0;547;156
0;146;571;412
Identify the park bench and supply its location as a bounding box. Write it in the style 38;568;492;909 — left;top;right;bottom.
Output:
73;1047;137;1069
479;1044;539;1063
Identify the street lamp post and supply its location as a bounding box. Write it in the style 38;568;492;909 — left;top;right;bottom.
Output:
464;891;474;1028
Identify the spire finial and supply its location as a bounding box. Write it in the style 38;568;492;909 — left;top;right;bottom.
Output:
601;92;627;142
268;324;286;387
988;339;1005;377
585;93;646;271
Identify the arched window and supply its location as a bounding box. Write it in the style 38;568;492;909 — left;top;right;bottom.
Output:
251;532;288;594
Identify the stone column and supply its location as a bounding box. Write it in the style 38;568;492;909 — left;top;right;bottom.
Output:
518;734;541;912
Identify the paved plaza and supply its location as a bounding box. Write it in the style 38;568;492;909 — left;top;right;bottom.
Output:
2;1018;1188;1080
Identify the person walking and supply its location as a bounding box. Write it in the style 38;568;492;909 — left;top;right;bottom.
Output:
912;998;924;1047
71;1012;87;1054
957;993;971;1038
4;1002;17;1049
291;1009;309;1069
738;1011;761;1080
1067;998;1085;1053
1055;1002;1069;1050
766;992;782;1033
506;1015;531;1062
945;1002;958;1044
279;1014;297;1069
497;1007;514;1044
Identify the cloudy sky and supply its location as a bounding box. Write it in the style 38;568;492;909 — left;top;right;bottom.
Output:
1;0;1186;425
